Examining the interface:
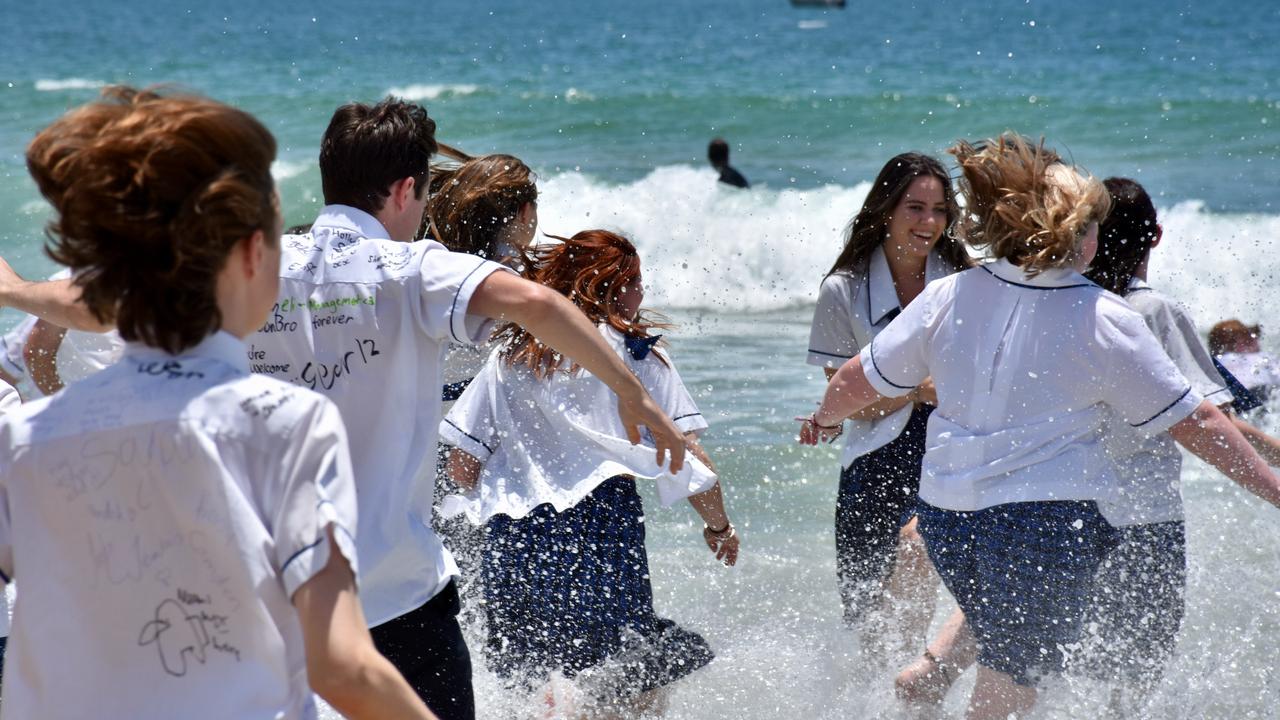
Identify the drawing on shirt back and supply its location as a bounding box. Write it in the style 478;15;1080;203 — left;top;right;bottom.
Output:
137;590;241;677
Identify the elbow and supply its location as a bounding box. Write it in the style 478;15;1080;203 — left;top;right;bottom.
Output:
308;648;381;713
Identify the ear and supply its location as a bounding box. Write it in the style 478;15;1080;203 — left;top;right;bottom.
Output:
517;201;537;224
390;176;417;213
243;229;269;279
1151;224;1163;249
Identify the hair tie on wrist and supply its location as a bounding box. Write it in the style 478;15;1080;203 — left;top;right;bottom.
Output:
705;521;731;535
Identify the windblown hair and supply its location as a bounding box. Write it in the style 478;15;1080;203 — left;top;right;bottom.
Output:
828;152;969;276
1084;177;1160;296
26;86;277;354
425;147;538;260
949;134;1111;275
319;97;437;215
494;229;669;378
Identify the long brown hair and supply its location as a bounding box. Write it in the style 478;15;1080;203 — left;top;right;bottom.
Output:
950;133;1110;276
422;145;538;262
827;152;968;276
27;86;277;354
494;229;669;378
1084;177;1159;295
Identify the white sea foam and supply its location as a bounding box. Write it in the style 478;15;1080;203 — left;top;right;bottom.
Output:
33;78;106;92
563;87;595;103
270;160;309;181
798;19;829;29
384;83;479;101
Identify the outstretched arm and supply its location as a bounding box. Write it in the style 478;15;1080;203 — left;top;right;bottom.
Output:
293;526;438;720
24;319;68;395
469;271;685;473
0;257;109;332
1229;413;1280;467
1170;400;1280;508
683;433;738;566
801;355;890;444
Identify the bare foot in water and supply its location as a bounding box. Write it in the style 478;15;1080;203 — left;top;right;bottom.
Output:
895;650;955;707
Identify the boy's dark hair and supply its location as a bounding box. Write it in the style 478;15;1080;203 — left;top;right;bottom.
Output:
1085;177;1160;296
319;97;437;215
27;86;278;354
708;138;730;167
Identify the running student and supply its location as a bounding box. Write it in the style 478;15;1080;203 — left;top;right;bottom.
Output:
806;152;968;656
799;134;1280;720
894;176;1280;711
244;98;686;720
441;230;736;718
0;87;433;719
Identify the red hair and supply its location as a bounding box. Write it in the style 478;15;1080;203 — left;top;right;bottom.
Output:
495;229;668;377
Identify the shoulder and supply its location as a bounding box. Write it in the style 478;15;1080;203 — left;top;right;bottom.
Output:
817;269;863;298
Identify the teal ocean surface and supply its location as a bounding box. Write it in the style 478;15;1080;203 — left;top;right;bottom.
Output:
4;1;1280;717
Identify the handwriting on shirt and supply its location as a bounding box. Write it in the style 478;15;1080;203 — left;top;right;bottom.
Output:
136;360;204;381
298;337;381;391
238;387;294;420
138;591;241;677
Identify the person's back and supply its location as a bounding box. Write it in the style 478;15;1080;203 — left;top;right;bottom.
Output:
0;335;350;718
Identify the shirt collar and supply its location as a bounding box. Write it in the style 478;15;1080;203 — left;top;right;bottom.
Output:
1128;276;1151;292
983;257;1096;290
312;204;392;242
123;331;251;374
866;245;960;324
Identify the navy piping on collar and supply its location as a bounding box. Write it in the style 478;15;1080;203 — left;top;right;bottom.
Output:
867;341;915;391
1129;386;1193;428
980;264;1096;291
0;566;10;584
1125;286;1154;295
867;265;899;327
444;418;494;455
448;261;493;344
807;348;854;360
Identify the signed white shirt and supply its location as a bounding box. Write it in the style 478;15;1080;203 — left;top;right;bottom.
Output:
0;332;357;720
439;325;715;524
246;205;508;626
862;259;1202;512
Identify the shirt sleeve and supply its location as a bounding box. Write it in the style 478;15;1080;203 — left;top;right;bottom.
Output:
272;397;359;600
859;287;932;398
640;348;708;434
0;382;18;414
807;274;861;368
1142;297;1231;406
415;242;515;345
1099;303;1203;436
439;359;502;462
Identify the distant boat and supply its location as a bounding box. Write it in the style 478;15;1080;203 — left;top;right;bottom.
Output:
790;0;845;7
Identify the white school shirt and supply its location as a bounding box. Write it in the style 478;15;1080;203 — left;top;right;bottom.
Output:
0;316;36;381
1096;279;1232;526
861;258;1203;512
0;332;358;720
439;325;716;525
0;380;14;640
807;246;962;467
246;205;509;627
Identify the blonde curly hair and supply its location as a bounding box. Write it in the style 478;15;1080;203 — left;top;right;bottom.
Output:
949;133;1110;276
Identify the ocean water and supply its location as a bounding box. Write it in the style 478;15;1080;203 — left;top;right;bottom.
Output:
3;0;1280;718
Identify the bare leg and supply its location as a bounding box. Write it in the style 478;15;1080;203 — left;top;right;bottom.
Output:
882;517;941;658
895;608;978;705
967;666;1036;720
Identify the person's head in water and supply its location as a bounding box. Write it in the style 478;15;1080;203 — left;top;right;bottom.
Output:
708;138;731;171
1084;177;1161;296
425;146;539;263
828;152;968;275
319;97;437;241
27;86;281;354
950;133;1110;275
495;229;669;377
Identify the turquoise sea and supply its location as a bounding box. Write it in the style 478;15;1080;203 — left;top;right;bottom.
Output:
4;0;1280;717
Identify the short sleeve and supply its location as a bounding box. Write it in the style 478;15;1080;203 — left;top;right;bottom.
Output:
1141;297;1230;406
859;289;932;398
272;398;360;599
440;359;502;461
807;274;861;368
0;481;12;586
640;349;708;434
0;382;18;414
1099;305;1203;435
415;242;515;345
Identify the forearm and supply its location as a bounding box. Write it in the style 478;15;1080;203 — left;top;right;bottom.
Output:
825;366;915;421
321;649;439;720
24;319;67;395
685;436;729;528
0;277;109;332
814;356;891;427
1231;415;1280;467
1171;401;1280;507
445;448;482;491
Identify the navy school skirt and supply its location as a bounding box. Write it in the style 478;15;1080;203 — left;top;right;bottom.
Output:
482;475;714;699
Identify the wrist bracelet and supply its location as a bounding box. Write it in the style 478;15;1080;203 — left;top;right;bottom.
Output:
705;521;731;534
809;414;842;430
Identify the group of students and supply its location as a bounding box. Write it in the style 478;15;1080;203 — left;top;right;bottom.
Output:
0;86;1276;720
800;139;1280;719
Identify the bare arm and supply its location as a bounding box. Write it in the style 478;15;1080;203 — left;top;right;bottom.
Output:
445;448;482;492
469;271;685;473
293;526;438;720
801;356;890;444
24;319;67;395
825;367;931;421
1229;413;1280;467
1169;400;1280;508
0;257;109;332
683;433;738;566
